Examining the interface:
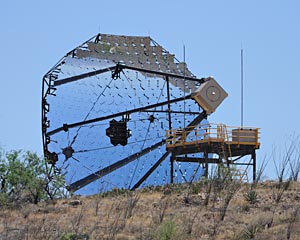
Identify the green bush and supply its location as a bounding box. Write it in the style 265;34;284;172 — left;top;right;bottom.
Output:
244;190;258;204
240;224;260;240
0;149;66;205
155;220;178;240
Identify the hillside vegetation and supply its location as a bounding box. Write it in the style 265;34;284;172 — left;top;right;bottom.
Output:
1;146;300;239
0;179;299;240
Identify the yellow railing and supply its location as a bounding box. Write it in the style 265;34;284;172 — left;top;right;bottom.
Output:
166;123;260;149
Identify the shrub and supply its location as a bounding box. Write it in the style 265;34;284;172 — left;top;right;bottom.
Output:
155;220;178;240
240;224;260;240
0;149;66;205
244;190;258;204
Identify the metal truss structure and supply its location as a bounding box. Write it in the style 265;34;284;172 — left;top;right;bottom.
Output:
42;34;259;194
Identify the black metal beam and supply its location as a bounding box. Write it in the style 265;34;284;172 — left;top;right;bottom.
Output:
230;162;254;166
130;111;207;190
70;111;207;192
68;139;166;192
123;64;204;82
230;155;246;162
53;63;205;87
131;151;170;190
176;157;220;164
203;151;208;177
140;110;199;115
252;151;256;182
47;94;193;136
175;157;254;167
54;66;116;86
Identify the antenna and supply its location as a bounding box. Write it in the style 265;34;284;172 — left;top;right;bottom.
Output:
183;44;186;128
241;48;244;128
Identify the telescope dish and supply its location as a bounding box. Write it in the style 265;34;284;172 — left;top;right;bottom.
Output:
42;34;211;194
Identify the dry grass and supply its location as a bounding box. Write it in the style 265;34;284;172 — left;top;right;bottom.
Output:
0;181;299;240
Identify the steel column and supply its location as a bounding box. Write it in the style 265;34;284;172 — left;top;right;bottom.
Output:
166;76;174;183
252;151;256;182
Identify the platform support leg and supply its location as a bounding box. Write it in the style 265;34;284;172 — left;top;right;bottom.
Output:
170;155;174;184
204;152;208;177
217;158;222;178
252;151;256;182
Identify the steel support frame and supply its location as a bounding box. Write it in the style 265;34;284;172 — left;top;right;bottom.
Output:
43;62;204;154
166;76;174;184
252;151;256;181
41;35;210;192
54;63;205;87
130;111;207;190
68;139;166;192
173;149;257;182
47;94;193;136
140;110;199;115
68;111;207;192
42;34;98;159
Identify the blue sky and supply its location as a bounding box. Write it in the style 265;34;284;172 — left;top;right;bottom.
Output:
0;1;299;179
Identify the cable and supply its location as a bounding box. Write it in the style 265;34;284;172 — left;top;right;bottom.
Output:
183;45;186;129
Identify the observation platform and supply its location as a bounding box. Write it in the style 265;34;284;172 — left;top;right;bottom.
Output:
166;124;260;158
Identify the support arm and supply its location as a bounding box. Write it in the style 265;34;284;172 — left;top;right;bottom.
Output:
48;94;192;136
130;111;207;190
68;139;166;192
